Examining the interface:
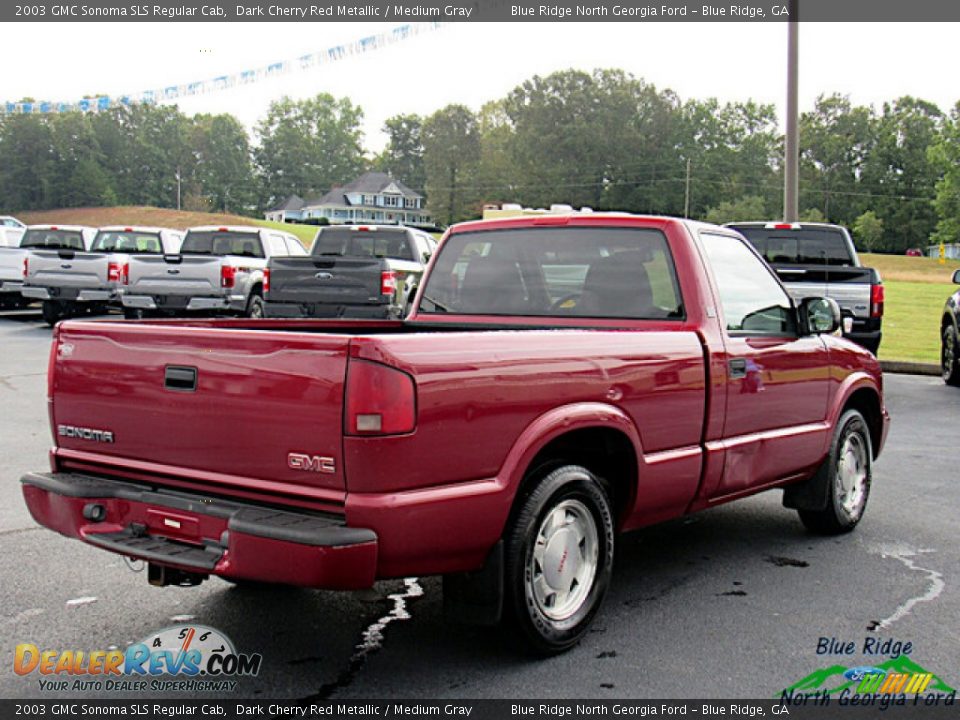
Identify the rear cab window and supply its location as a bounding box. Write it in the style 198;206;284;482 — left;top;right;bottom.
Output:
730;226;856;267
180;231;264;258
418;226;684;320
21;229;86;251
312;228;416;261
91;231;163;254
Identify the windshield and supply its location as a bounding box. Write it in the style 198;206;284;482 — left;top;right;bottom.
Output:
732;227;855;267
312;228;415;260
20;229;85;250
419;226;683;320
180;231;263;258
91;231;163;254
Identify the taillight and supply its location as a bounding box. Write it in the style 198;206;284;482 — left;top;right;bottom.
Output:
221;264;236;289
871;284;884;318
345;359;416;436
122;263;129;285
263;268;271;294
381;270;398;296
23;257;28;278
107;261;121;283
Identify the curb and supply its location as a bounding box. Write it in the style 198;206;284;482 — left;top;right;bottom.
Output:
879;360;941;376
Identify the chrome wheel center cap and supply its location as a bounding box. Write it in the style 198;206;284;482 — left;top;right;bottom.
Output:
543;528;579;590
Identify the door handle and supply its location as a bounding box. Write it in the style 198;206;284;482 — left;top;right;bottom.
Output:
728;358;747;379
164;366;197;392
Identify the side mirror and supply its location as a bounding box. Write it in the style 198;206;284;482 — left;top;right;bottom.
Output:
422;252;431;264
801;296;842;336
952;269;960;284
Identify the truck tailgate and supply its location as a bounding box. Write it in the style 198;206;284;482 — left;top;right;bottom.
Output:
267;256;385;306
28;250;109;288
51;322;349;502
126;255;222;296
775;266;873;319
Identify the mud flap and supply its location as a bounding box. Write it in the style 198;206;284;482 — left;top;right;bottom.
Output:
442;541;503;626
782;470;830;511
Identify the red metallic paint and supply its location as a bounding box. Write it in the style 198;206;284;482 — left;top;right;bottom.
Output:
24;215;890;589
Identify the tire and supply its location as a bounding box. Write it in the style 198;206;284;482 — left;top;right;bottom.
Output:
245;293;265;319
41;300;64;327
798;409;872;535
503;464;615;654
941;324;960;387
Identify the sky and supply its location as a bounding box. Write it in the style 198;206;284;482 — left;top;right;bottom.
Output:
2;21;958;153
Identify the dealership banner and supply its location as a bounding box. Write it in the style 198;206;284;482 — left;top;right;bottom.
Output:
2;700;959;718
4;0;960;23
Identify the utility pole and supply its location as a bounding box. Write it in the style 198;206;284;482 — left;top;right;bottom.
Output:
683;158;691;218
783;0;799;222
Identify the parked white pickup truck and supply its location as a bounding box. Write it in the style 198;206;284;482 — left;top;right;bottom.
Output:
0;216;26;248
21;226;183;325
120;225;306;318
9;226;96;315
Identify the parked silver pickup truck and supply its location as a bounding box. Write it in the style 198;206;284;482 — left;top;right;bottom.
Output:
0;220;31;309
13;226;97;316
120;225;306;318
22;226;183;325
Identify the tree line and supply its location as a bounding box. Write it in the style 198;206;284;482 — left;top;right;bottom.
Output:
1;68;958;253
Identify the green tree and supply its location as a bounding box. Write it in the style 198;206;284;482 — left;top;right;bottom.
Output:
189;114;255;213
930;102;960;246
799;94;875;223
860;96;942;252
852;210;884;252
704;195;768;225
422;104;480;224
375;114;425;192
0;114;54;211
255;94;365;206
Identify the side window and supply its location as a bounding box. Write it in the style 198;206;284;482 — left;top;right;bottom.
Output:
700;233;796;335
266;234;288;256
284;236;306;256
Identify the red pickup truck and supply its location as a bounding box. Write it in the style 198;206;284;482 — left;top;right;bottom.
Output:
22;214;889;653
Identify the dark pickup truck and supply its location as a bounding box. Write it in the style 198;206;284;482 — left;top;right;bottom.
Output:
726;222;884;354
263;225;436;319
21;213;888;654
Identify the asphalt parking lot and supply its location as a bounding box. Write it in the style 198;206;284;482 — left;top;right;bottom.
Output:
1;308;957;700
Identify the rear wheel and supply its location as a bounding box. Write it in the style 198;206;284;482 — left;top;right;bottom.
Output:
503;465;614;654
942;324;960;386
246;293;265;319
41;300;65;327
798;409;872;535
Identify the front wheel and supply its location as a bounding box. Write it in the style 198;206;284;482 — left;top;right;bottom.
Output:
942;324;960;386
504;465;614;654
798;409;872;535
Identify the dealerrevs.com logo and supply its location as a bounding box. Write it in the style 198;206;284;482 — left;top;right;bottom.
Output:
15;625;262;692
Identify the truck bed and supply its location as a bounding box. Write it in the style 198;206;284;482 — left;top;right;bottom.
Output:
49;318;707;524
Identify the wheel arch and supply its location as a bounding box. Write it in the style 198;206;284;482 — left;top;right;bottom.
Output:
498;403;642;532
837;384;884;460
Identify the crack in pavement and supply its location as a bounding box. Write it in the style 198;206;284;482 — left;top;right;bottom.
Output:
870;544;945;632
0;526;42;537
297;577;425;706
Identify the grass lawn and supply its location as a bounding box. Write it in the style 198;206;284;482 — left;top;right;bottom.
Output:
860;253;960;284
878;280;953;364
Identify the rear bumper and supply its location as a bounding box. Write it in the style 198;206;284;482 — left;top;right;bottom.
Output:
0;280;23;293
20;471;377;589
845;318;882;352
121;294;242;313
264;300;397;319
21;286;114;302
